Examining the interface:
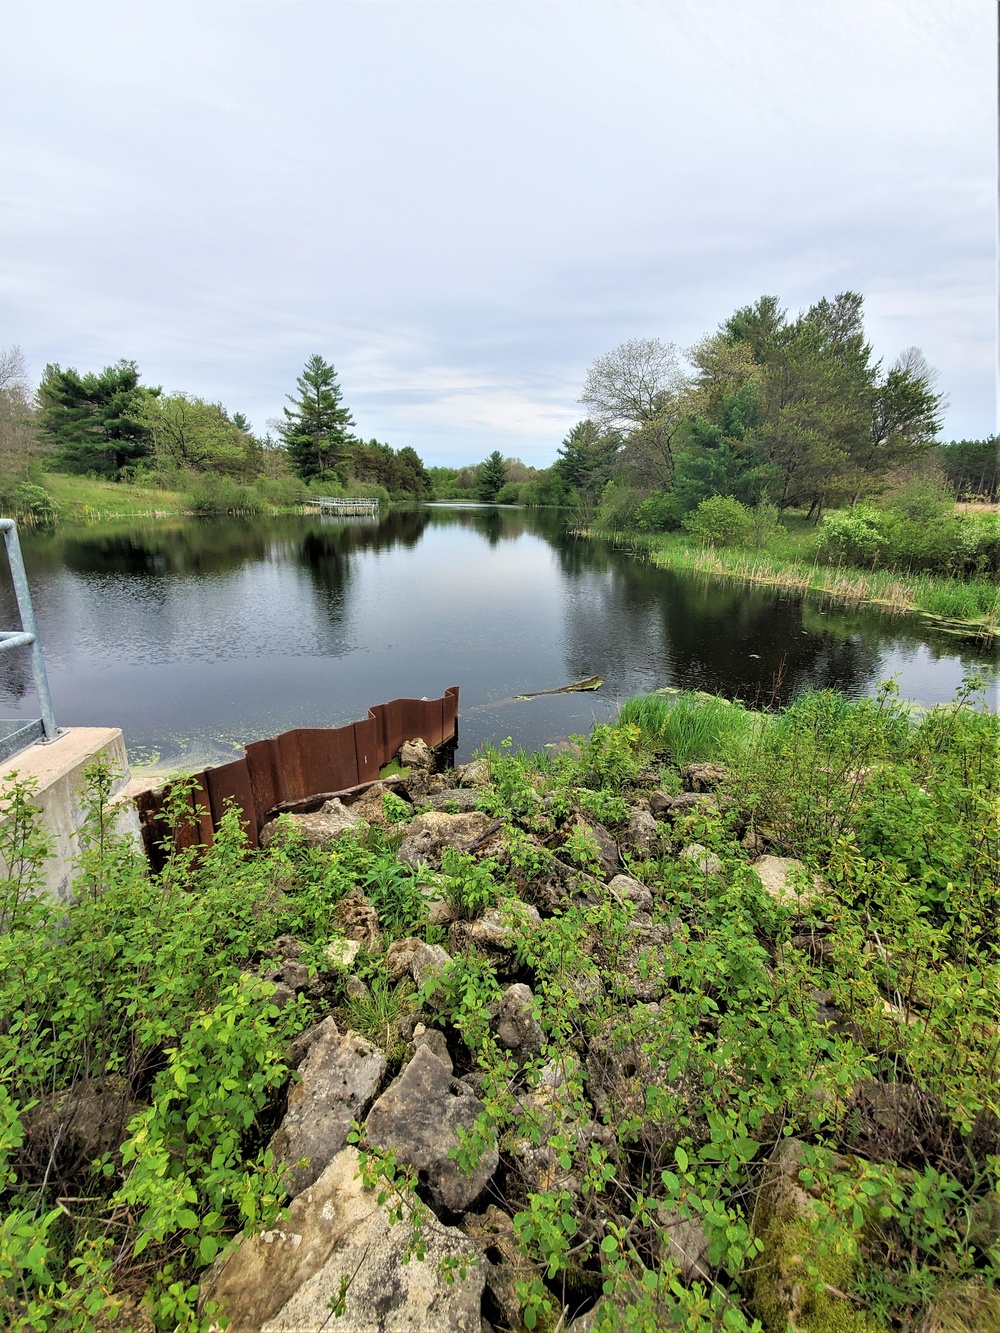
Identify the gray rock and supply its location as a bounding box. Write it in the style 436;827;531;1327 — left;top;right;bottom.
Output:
325;937;362;970
448;902;541;968
667;792;720;820
679;843;723;877
608;873;654;914
410;941;452;988
259;798;365;850
454;759;490;787
347;781;395;830
681;762;731;792
622;808;662;858
412;1022;453;1072
386;936;422;983
493;983;544;1060
565;816;620;877
752;855;824;907
399;737;435;770
202;1147;484;1332
365;1045;498;1213
397;828;440;869
421;787;483;813
657;1207;711;1281
649;790;675;819
344;975;370;1003
270;1018;386;1197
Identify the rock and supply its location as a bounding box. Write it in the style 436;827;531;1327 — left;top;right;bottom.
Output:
22;1075;141;1178
749;1138;872;1333
585;1010;697;1155
679;843;723;877
400;737;435;770
666;792;720;820
681;762;731;792
454;759;490;787
325;937;362;970
412;1023;453;1072
741;828;767;856
269;982;295;1008
201;1147;484;1332
621;808;662;858
528;857;604;914
259;798;365;850
344;975;370;1002
397;809;496;870
493;983;544;1060
608;873;653;915
410;941;452;988
564;816;620;877
751;855;824;908
269;1018;386;1196
333;889;381;952
386;936;422;983
285;1021;328;1070
271;934;303;959
365;1045;499;1213
657;1207;711;1281
511;1055;614;1200
346;781;395;830
260;958;311;992
397;828;440;869
421;787;483;813
448;901;542;969
649;790;675;819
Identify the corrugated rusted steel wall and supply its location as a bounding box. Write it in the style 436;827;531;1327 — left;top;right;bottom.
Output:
134;686;459;868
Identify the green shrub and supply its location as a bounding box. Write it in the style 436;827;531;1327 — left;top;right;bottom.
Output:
682;494;755;547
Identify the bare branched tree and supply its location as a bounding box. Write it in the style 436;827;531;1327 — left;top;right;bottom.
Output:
580;338;687;431
0;346;40;482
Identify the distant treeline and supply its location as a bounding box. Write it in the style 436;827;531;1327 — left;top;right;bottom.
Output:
0;350;432;519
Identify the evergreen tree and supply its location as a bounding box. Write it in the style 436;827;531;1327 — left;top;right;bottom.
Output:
477;450;508;502
38;360;154;478
281;355;355;480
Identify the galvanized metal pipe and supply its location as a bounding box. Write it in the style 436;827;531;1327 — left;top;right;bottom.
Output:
0;519;59;741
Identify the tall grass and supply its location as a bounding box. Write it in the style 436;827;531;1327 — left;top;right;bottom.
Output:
618;690;765;767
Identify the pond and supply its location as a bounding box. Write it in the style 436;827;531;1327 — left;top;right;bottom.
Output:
1;506;995;772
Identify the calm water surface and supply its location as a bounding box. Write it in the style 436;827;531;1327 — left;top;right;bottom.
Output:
1;506;995;772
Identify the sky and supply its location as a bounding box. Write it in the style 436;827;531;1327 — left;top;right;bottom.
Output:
1;0;996;468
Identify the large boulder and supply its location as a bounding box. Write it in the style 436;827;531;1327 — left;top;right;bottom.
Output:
681;762;732;792
200;1147;484;1332
396;810;496;869
621;808;662;859
365;1045;498;1213
259;799;365;850
269;1018;386;1197
751;855;825;909
399;737;434;771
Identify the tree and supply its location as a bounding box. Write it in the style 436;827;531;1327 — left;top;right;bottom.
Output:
141;393;262;478
280;355;355;481
38;360;155;478
581;338;689;479
0;347;40;484
554;420;619;497
477;450;508;502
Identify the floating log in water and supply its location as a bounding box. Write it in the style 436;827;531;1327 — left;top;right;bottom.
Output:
515;675;602;699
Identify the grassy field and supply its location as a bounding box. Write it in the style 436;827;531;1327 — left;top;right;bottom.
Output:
43;472;189;521
595;514;999;643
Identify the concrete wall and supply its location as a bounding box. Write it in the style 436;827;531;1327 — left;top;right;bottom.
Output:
0;727;141;903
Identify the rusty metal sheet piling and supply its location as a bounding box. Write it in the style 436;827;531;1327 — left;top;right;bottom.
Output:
134;687;459;869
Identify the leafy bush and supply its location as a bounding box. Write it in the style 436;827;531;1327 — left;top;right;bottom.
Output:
0;482;56;525
682;494;755;547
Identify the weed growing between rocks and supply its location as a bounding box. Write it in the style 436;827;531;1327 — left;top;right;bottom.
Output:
0;677;997;1331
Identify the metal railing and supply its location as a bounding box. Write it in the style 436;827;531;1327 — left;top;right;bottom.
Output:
0;519;58;743
312;495;380;516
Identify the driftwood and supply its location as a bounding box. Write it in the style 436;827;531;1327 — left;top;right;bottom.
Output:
515;676;602;699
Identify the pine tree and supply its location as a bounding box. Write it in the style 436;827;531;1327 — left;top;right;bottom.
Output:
477;450;508;502
281;355;355;480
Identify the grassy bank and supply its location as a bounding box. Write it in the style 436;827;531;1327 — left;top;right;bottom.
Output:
2;684;998;1330
591;522;999;642
42;473;190;521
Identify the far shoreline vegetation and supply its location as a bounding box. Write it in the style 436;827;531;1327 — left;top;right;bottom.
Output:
1;288;996;638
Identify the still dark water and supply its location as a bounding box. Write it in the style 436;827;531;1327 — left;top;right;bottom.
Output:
1;506;995;773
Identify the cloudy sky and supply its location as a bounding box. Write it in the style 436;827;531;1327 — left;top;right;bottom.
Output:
1;0;995;467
